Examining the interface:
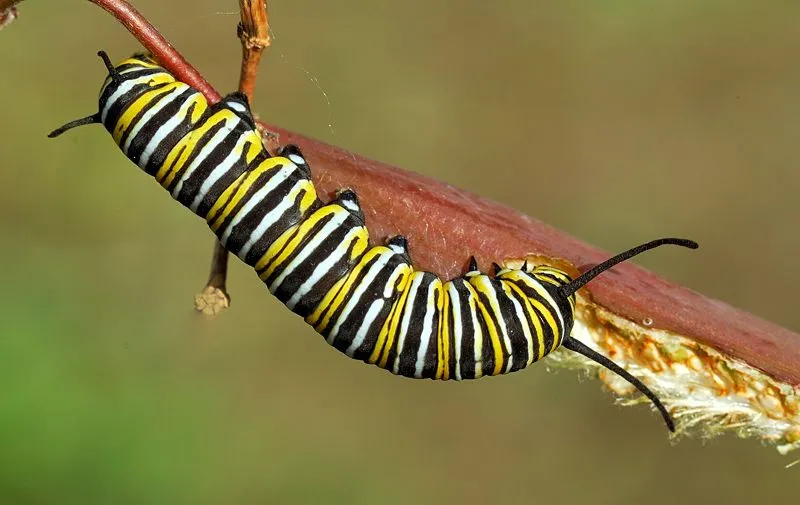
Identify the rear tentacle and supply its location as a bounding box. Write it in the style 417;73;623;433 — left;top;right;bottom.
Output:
561;336;675;432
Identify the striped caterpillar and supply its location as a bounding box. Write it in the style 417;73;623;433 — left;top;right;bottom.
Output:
49;51;698;431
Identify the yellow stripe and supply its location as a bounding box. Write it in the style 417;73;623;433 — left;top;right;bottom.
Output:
429;280;444;378
255;206;341;280
311;247;386;331
349;227;370;261
306;275;349;330
367;264;412;365
118;56;161;69
206;147;278;231
184;94;208;124
111;81;182;145
298;180;318;211
501;279;545;365
368;298;400;365
258;207;338;279
464;285;484;378
464;279;505;376
535;266;571;282
253;224;298;273
156;110;238;186
505;272;562;356
437;283;451;380
377;270;416;369
200;171;247;222
149;93;208;184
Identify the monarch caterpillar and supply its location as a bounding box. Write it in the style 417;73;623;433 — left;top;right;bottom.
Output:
50;51;698;432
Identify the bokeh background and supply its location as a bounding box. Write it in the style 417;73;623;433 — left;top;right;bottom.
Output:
1;0;799;503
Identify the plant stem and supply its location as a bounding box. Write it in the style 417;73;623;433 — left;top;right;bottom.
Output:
194;0;272;315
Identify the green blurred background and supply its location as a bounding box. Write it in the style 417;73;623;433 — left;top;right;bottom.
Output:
1;0;799;503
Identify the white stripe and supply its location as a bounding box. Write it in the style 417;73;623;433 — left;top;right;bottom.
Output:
345;299;385;356
100;74;159;123
473;276;514;373
268;211;349;293
186;128;257;212
413;280;439;378
220;164;296;247
175;116;242;203
446;283;463;381
235;177;306;260
525;275;565;336
138;96;201;168
392;273;425;375
471;290;484;378
99;65;156;96
345;261;409;355
119;65;153;75
340;198;360;213
122;85;186;155
182;131;246;206
228;101;247;113
326;250;394;342
383;263;408;298
503;284;535;367
286;225;364;311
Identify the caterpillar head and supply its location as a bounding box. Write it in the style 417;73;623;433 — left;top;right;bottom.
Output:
498;237;697;433
556;237;698;433
48;51;170;139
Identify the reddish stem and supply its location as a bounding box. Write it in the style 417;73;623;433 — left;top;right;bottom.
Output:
90;0;221;103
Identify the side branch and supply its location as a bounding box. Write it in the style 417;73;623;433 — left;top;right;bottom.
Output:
195;0;272;315
237;0;270;100
0;0;19;29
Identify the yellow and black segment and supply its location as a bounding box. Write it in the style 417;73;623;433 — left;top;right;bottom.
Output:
48;50;699;432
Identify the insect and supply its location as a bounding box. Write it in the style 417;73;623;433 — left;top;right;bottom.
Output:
50;51;698;432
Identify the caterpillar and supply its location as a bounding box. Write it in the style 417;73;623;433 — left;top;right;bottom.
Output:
49;51;698;432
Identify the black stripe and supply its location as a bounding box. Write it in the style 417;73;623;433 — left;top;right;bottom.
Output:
325;252;383;352
448;280;477;379
211;156;279;239
240;189;322;267
126;88;198;168
499;283;535;371
269;215;366;317
179;131;255;206
258;211;335;278
166;120;229;194
420;285;442;379
100;70;168;131
505;275;562;356
116;85;177;150
327;252;410;362
394;273;440;379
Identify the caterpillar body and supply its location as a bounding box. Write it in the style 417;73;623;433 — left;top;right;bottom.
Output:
50;51;698;431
